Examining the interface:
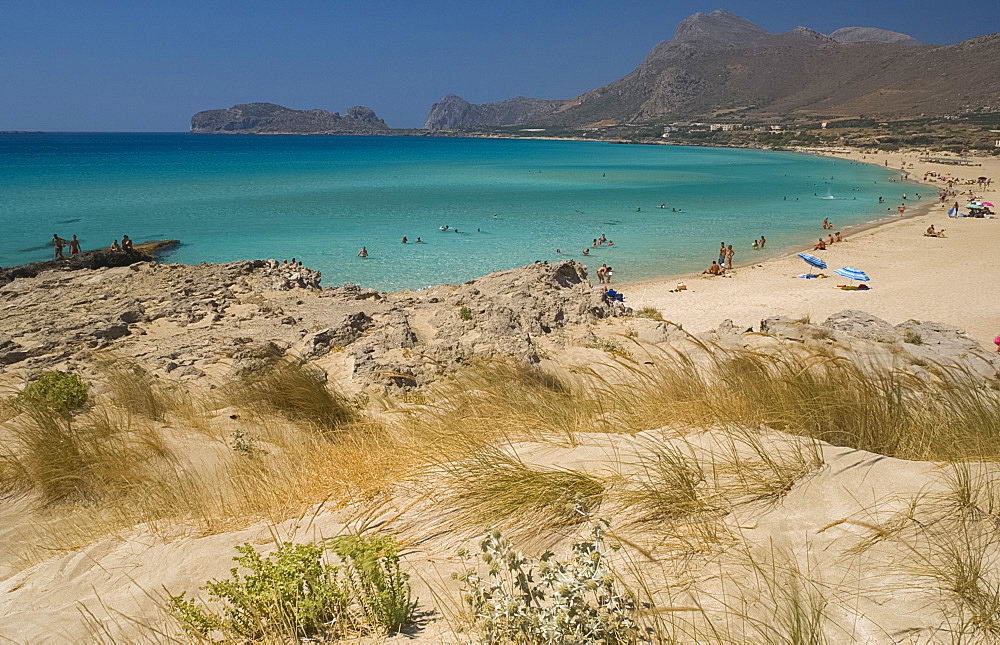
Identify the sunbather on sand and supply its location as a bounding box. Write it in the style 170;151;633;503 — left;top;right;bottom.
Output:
812;238;826;251
702;260;723;276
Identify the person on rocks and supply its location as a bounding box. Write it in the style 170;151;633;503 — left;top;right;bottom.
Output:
358;246;368;258
69;235;81;256
52;234;67;259
110;240;120;251
121;235;133;250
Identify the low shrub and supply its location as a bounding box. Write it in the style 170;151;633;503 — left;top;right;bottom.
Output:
634;306;663;321
169;536;414;641
169;541;348;640
459;306;474;321
458;521;638;644
18;371;88;415
330;535;415;634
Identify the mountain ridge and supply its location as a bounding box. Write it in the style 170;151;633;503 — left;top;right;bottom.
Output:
424;11;998;130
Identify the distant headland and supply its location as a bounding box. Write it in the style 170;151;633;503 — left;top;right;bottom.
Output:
190;103;393;135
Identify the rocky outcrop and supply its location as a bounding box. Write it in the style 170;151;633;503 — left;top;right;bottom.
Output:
829;27;922;46
0;257;624;391
424;95;566;130
191;103;392;135
0;246;164;289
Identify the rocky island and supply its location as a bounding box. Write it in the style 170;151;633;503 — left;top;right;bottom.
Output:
190;102;392;135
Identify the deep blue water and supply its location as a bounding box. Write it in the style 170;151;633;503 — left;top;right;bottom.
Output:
0;133;918;290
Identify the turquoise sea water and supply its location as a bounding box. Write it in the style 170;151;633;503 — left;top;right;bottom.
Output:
0;134;919;291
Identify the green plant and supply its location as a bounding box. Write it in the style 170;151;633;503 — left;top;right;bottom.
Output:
330;535;415;634
18;371;88;415
903;328;923;345
168;541;350;640
168;536;415;640
634;306;663;321
457;521;638;644
460;306;474;321
590;338;633;359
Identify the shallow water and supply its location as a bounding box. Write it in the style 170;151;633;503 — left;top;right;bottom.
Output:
0;134;920;290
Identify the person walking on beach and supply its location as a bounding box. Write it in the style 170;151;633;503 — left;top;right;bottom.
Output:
69;235;81;256
725;245;734;270
358;246;368;258
718;242;726;266
52;234;67;259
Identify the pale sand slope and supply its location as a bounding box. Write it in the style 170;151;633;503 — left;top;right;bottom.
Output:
625;152;1000;347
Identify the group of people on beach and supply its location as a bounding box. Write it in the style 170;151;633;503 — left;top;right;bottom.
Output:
703;236;767;276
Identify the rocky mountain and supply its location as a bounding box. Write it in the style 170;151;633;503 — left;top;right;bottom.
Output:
424;94;564;130
829;26;922;45
191;103;392;134
424;10;1000;129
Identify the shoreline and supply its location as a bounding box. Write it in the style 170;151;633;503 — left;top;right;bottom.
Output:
619;151;940;288
617;149;999;346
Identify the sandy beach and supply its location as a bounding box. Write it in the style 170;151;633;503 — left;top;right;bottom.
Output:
625;150;1000;347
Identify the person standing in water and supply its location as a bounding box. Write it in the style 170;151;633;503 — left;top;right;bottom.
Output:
759;235;766;249
718;243;726;266
358;246;368;258
725;245;734;270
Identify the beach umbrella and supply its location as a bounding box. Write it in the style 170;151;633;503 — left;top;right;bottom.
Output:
966;203;985;210
982;201;995;208
797;252;827;270
834;267;870;282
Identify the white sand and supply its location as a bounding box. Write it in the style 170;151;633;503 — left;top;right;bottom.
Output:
624;151;1000;347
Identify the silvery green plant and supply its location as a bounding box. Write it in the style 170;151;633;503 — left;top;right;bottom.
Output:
458;518;638;644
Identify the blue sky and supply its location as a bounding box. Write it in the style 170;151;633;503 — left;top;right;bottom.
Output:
1;0;993;131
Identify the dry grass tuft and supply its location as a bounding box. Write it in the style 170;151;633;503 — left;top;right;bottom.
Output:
436;443;604;536
229;360;358;433
102;360;176;421
0;401;170;506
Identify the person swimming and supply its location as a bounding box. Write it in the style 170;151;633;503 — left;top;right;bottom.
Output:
416;237;423;243
358;246;368;258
